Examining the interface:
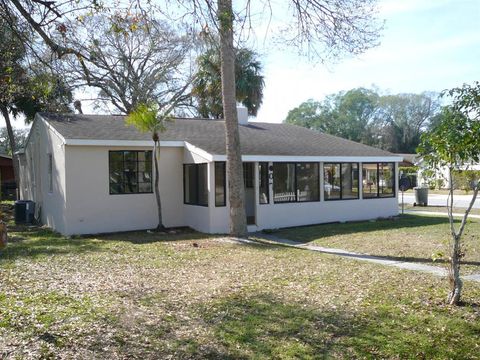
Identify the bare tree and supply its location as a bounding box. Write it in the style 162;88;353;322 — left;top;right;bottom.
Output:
64;13;194;114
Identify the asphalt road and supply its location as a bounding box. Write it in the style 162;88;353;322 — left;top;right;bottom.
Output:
398;192;480;208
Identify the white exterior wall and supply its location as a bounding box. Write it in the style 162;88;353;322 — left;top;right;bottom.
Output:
63;146;184;235
206;160;400;234
19;118;68;233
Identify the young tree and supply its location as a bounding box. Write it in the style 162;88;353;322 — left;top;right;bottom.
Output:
418;83;480;305
192;47;265;118
126;103;169;230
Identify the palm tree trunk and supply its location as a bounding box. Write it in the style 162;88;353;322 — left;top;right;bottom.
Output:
0;106;20;199
218;0;247;237
153;140;164;230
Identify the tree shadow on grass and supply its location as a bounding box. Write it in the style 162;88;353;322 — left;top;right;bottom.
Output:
0;227;105;262
94;227;210;245
196;292;480;359
271;215;455;243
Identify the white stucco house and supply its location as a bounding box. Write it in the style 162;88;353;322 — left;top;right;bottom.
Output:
18;110;402;235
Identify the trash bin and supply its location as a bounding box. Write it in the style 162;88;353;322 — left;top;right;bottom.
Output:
414;187;428;206
14;200;35;224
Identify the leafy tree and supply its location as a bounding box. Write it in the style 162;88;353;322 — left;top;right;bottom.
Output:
192;47;265;118
0;11;71;191
0;127;29;155
418;83;480;305
126;103;169;230
286;88;379;143
374;92;439;153
286;89;439;153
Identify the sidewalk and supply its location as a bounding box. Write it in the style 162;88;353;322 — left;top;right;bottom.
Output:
240;233;480;283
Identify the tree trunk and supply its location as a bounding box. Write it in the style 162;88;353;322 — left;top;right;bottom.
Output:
448;234;463;305
218;0;247;237
153;139;164;230
0;107;20;199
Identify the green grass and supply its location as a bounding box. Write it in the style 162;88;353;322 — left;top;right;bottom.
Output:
273;214;480;274
1;208;480;358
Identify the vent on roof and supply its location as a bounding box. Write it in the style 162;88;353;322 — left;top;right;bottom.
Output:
237;106;248;125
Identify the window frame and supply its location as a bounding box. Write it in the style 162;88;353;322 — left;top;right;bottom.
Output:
273;162;320;204
323;162;360;201
362;162;396;199
108;150;153;195
183;163;209;207
214;161;226;207
258;162;270;205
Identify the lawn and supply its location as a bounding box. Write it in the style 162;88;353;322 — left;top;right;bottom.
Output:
401;204;480;216
274;214;480;275
1;212;480;358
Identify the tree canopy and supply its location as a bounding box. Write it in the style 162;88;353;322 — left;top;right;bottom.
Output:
286;88;440;153
192;47;265;118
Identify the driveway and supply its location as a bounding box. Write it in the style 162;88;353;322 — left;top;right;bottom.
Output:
399;192;480;208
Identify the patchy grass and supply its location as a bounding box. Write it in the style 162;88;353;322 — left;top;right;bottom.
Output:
274;214;480;274
401;204;480;216
1;208;480;358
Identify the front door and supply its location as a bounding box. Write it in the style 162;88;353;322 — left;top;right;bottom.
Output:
243;162;255;225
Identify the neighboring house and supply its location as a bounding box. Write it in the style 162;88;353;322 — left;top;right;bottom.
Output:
0;154;16;199
417;157;480;189
18;110;402;235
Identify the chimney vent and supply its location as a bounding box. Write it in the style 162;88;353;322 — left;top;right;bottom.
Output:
237;106;248;125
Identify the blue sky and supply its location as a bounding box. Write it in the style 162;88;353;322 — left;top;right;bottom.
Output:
4;0;480;129
254;0;480;123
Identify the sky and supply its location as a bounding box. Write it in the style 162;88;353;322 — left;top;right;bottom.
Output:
3;0;480;129
254;0;480;123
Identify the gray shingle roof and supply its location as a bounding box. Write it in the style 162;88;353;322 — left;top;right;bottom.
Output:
39;112;396;157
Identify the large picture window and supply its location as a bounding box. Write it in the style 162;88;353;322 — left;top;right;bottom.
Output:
215;162;226;207
273;162;319;203
324;163;359;200
362;163;395;198
184;163;208;206
109;151;152;194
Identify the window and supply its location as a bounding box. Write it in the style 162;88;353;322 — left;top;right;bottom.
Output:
273;162;319;203
259;162;269;204
362;163;395;198
48;154;53;193
324;163;359;200
243;163;254;188
215;162;226;207
184;163;208;206
109;151;152;194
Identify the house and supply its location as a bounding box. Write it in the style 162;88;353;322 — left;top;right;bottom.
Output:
18;110;402;235
0;154;16;199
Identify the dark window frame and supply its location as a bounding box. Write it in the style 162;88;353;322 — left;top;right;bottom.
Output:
323;162;360;201
273;162;320;204
183;163;209;207
215;161;226;207
108;150;153;195
362;162;396;199
258;162;270;205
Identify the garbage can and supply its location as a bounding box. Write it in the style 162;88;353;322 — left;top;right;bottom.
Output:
414;187;428;206
14;200;35;224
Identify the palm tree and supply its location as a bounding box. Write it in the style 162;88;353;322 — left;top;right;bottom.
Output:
192;46;264;119
126;103;168;230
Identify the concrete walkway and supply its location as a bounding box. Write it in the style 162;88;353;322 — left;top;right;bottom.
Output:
239;234;480;283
